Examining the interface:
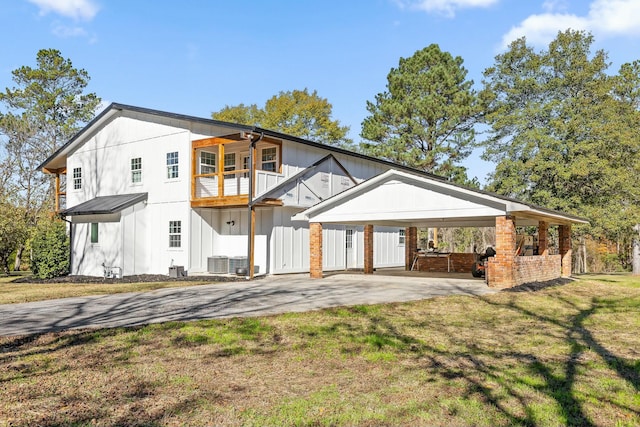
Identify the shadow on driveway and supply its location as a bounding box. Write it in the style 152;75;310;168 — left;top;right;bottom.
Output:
0;271;495;337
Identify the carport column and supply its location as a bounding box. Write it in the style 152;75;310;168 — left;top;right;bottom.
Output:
538;221;549;256
488;215;516;288
364;224;374;274
559;224;572;277
310;222;323;279
405;227;417;270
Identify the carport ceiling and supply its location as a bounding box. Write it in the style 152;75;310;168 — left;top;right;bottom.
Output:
292;169;588;228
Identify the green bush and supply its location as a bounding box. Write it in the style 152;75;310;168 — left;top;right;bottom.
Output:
31;219;70;279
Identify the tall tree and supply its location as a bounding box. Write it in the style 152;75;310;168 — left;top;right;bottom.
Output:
0;49;100;269
360;44;481;182
0;202;27;275
213;89;353;149
481;30;640;263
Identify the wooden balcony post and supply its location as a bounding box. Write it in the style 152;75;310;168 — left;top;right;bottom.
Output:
218;143;225;197
191;146;197;201
54;173;60;212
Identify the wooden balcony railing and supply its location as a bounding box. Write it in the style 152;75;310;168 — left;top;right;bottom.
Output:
191;135;284;208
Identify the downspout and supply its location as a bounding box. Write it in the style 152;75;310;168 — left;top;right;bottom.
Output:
247;132;264;279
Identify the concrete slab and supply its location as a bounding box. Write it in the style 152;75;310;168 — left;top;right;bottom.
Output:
0;270;496;337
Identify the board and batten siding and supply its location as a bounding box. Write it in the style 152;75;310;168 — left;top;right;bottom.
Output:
189;208;270;275
63;109;406;277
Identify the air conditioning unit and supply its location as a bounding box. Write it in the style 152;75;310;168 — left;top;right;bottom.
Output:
228;256;248;274
207;256;228;274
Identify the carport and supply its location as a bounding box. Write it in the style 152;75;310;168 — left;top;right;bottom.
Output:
293;169;588;288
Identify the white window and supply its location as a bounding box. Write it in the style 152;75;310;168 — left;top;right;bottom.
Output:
131;157;142;183
73;167;82;190
261;147;277;172
242;155;250;178
200;151;216;175
90;223;98;244
169;221;181;248
166;152;179;179
224;153;236;172
399;229;405;246
346;229;354;249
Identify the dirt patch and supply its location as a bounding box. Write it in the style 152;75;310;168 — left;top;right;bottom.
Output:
10;274;248;285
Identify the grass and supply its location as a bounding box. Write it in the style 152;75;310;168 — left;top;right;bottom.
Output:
1;274;639;426
0;275;219;304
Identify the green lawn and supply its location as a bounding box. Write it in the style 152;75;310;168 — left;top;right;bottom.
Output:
1;274;639;426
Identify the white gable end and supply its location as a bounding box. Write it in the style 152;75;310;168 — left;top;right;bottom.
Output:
305;179;506;225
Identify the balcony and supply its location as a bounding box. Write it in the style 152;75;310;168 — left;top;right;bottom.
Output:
191;135;284;208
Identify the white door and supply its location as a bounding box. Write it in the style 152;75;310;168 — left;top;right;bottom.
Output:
345;228;356;269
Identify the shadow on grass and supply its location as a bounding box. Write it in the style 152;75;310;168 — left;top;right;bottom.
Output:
312;293;637;426
2;283;638;426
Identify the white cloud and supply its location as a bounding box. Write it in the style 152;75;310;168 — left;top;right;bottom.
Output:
28;0;99;21
52;23;87;37
395;0;498;17
500;0;640;49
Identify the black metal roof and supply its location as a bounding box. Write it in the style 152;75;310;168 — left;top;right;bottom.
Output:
61;193;148;216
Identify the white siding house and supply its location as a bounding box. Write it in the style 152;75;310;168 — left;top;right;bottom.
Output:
39;104;407;277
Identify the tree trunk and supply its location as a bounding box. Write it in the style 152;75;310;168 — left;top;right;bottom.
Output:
13;245;23;271
633;225;640;276
581;237;587;274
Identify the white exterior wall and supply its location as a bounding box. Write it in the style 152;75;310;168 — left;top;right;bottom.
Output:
65;114;201;276
71;221;121;276
63;110;404;276
268;207;403;274
281;141;388;183
189;207;270;275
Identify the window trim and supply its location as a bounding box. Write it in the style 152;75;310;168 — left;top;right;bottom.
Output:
169;220;182;248
73;167;82;190
90;222;99;244
224;152;236;172
399;229;405;246
131;157;142;184
199;151;216;175
260;146;278;172
166;151;179;180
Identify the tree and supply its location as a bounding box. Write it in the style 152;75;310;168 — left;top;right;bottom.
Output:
0;49;100;269
360;44;482;182
0;202;28;275
481;30;640;269
31;218;69;279
213;89;353;148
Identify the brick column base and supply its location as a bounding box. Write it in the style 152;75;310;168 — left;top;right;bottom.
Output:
559;224;572;277
364;224;374;274
488;215;516;288
310;222;323;278
538;221;549;256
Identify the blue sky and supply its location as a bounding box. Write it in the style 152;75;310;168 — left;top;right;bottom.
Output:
2;0;640;182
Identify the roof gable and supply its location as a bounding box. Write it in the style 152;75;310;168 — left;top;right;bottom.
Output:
294;170;588;227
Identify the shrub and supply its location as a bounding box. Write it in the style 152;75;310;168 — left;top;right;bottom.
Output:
31;219;70;279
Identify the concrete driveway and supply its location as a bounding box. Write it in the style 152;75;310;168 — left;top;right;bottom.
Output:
0;271;495;337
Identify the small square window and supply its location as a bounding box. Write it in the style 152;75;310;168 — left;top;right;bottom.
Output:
90;223;99;243
399;229;405;246
261;147;277;172
224;153;236;172
167;152;179;179
131;157;142;183
73;167;82;190
169;220;181;248
200;151;216;175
